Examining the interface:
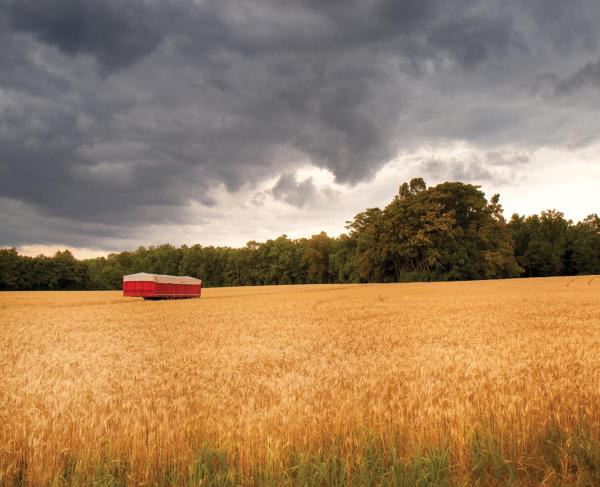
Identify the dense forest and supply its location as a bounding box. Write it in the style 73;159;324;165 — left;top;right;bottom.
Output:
1;179;599;290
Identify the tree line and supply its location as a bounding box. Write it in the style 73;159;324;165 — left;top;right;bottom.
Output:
1;179;599;290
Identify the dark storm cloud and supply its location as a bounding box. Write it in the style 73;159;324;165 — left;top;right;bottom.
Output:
3;0;168;71
1;0;600;247
427;15;515;68
521;0;599;52
0;198;137;250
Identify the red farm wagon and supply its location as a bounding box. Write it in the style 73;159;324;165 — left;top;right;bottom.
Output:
123;273;202;300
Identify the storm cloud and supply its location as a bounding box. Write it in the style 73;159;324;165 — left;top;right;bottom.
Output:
1;0;599;249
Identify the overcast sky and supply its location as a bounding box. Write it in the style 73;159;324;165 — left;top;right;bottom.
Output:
1;0;599;258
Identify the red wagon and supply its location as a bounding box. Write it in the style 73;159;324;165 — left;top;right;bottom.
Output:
123;273;202;300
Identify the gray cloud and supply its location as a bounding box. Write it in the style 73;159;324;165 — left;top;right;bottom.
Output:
1;0;599;248
419;149;532;185
271;173;318;208
554;57;600;95
268;171;339;208
422;158;496;183
485;151;530;167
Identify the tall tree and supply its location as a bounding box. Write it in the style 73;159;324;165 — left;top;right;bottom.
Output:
569;214;600;274
301;232;333;284
509;211;571;277
346;207;388;281
379;179;521;281
0;248;21;290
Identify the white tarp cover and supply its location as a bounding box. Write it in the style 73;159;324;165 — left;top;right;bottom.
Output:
123;272;201;285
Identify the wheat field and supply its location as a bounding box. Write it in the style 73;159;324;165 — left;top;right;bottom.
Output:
1;276;600;485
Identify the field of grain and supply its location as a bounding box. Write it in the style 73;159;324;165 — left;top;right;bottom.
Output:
1;276;600;485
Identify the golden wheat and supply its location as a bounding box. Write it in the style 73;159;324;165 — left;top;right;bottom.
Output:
1;276;600;484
